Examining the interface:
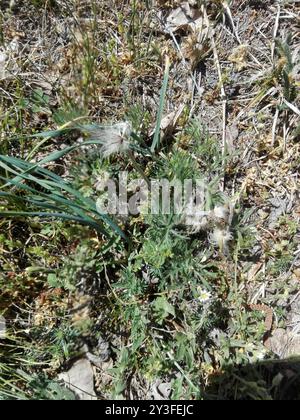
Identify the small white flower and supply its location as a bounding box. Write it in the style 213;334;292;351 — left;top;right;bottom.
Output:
197;288;212;304
88;121;132;158
210;228;233;252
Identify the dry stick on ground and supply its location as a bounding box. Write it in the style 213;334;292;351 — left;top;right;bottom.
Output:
283;98;300;118
159;7;212;110
166;28;205;102
271;3;281;63
271;3;281;147
222;1;261;67
166;351;200;394
222;0;242;45
203;7;227;191
272;107;280;147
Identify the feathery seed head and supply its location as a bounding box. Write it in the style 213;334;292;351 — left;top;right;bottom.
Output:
210;228;233;252
88;121;132;158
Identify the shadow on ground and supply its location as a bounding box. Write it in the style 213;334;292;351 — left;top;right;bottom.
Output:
205;356;300;400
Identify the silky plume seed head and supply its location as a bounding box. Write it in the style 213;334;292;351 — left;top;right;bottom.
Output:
88;121;132;158
210;228;233;252
184;197;211;232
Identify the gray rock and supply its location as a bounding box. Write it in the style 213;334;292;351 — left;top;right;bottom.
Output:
58;359;96;401
268;329;300;359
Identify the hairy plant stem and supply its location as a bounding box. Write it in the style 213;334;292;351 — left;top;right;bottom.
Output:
127;150;151;188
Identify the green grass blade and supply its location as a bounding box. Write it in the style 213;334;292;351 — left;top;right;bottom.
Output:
0;210;106;233
0;156;129;241
151;56;170;153
0;140;103;189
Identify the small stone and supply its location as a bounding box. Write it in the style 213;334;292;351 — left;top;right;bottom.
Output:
268;329;300;359
0;52;7;64
58;359;96;400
